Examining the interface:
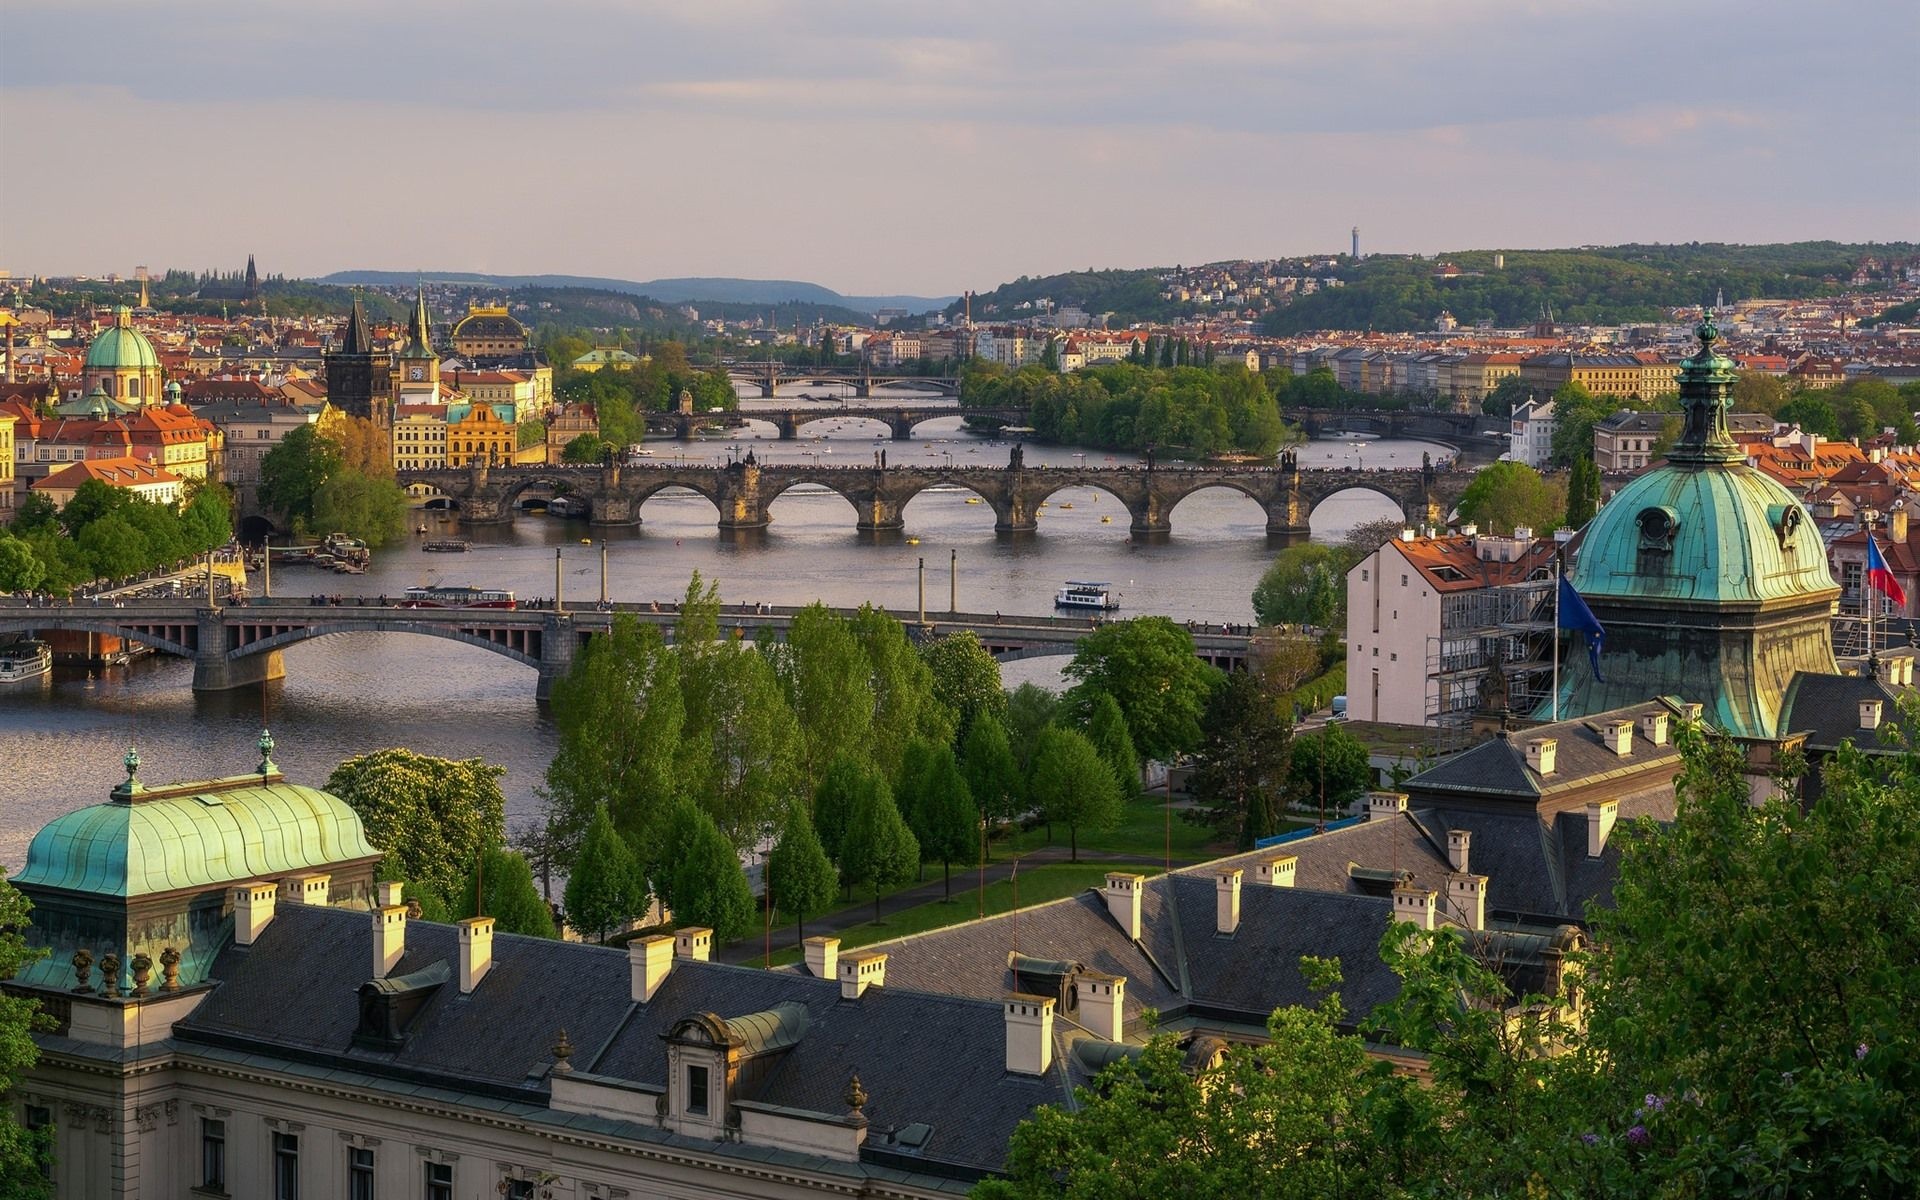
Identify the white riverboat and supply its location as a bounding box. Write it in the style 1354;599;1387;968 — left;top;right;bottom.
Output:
0;639;53;684
1054;581;1119;611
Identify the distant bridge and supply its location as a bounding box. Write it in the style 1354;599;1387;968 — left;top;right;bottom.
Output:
0;601;1254;698
642;404;1027;441
399;449;1469;540
1282;408;1501;459
714;361;961;399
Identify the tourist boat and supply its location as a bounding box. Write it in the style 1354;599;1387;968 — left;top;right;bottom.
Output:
0;639;53;684
1055;581;1120;611
906;537;921;546
401;585;517;609
965;496;982;505
422;539;471;553
547;495;590;520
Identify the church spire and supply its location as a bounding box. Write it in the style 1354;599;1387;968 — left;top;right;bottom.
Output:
1667;311;1742;466
404;284;432;356
342;291;373;355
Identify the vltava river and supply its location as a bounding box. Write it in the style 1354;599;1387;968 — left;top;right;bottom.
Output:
0;390;1452;866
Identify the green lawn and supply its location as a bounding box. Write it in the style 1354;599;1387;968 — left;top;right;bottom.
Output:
759;861;1158;967
996;795;1225;860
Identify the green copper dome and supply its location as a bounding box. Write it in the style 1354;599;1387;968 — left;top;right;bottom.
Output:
82;306;162;372
14;777;379;899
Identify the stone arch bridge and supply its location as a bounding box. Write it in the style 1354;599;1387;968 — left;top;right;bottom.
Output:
399;450;1470;541
718;362;961;399
642;405;1027;441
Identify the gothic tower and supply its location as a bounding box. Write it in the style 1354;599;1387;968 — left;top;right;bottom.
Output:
324;292;388;428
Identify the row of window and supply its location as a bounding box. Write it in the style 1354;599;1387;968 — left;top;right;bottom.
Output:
202;1119;522;1200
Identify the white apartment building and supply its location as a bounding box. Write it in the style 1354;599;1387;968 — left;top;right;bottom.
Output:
1346;527;1559;726
1508;397;1556;467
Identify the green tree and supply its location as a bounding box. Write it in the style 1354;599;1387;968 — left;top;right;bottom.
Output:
0;535;45;593
1481;373;1532;417
1777;393;1839;439
1064;618;1222;762
178;478;234;554
259;422;343;527
542;615;685;865
326;750;507;901
57;478;127;536
810;755;881;870
561;432;608;464
311;469;408;547
77;513;149;580
660;802;756;942
1251;543;1350;628
838;778;919;924
1565;455;1601;528
853;605;955;779
1288;724;1372;817
1085;691;1139;797
767;805;838;943
0;871;53;1199
1732;370;1792;416
775;604;875;792
452;846;557;938
961;716;1023;843
922;630;1006;740
914;744;980;899
1187;671;1294;848
1457;460;1567;534
1027;726;1121;861
563;806;649;943
1547;381;1611;467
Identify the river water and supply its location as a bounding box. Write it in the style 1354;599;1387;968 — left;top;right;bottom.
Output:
0;387;1453;868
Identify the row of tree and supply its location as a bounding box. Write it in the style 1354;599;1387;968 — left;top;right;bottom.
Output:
960;361;1293;458
0;479;232;594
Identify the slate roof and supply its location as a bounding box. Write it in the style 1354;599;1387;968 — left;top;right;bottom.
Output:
1779;670;1907;752
1404;701;1684;803
173;903;1069;1177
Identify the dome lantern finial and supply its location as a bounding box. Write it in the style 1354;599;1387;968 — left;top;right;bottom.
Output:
256;728;278;776
114;745;146;801
1669;306;1741;466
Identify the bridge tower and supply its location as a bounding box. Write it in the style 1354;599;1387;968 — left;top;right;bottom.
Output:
1267;448;1312;545
716;455;770;530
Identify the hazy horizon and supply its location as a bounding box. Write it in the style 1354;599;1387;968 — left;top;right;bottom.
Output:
3;1;1914;296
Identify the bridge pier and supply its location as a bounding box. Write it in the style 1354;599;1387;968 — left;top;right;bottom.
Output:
194;612;284;691
854;492;906;533
534;615;577;701
855;379;872;400
889;414;916;441
1266;521;1312;546
776;415;799;440
716;463;770;531
590;494;641;525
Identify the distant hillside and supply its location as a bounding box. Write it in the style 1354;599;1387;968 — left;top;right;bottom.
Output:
948;268;1175;324
1260;242;1917;334
313;270;952;315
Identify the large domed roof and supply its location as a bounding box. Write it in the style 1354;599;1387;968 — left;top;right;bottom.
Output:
452;304;527;343
83;306;161;373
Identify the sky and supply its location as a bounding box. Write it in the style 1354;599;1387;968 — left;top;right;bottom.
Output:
2;1;1915;297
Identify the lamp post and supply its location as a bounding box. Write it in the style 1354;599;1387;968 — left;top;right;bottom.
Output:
599;541;608;608
554;547;564;614
950;548;957;615
917;557;926;626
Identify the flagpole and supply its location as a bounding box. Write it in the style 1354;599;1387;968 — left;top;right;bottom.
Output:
1552;558;1561;721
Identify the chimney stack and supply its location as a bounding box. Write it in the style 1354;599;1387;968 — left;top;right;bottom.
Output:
674;927;712;963
1861;699;1884;731
1607;720;1634;757
1102;872;1144;940
1525;738;1557;776
373;902;407;979
1214;868;1242;936
1681;702;1703;723
285;873;329;906
803;936;840;981
1638;712;1669;747
1256;855;1297;888
1004;995;1055;1075
234;881;277;946
1073;972;1125;1042
1368;791;1409;821
1448;873;1488;931
1391;884;1436;931
457;916;494;994
1892;508;1908;544
629;934;673;1003
1446;830;1471;875
839;951;887;1000
377;881;404;908
1586;799;1619;859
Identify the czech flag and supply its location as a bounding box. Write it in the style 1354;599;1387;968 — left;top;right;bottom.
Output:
1868;535;1907;608
1558;574;1606;683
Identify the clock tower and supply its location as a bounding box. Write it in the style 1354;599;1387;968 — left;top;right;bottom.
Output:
392;284;440;407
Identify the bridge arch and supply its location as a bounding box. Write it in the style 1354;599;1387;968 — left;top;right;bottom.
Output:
1304;484;1421;538
229;623;542;670
766;478;863;520
495;473;596;515
899;478;1010;531
0;616;196;659
1165;484;1277;536
631;480;726;522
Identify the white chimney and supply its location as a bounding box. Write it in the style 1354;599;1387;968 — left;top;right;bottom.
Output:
1682;702;1703;723
1102;872;1144;940
1256;855;1297;888
373;903;407;980
1446;830;1471;874
1513;525;1534;542
1607;720;1634;757
1214;868;1242;936
457;916;494;994
1459;522;1478;537
377;881;404;908
839;950;887;1000
285;873;329;906
1448;874;1487;931
1861;699;1884;731
1586;799;1619;859
1004;995;1055;1076
803;936;840;981
234;881;277;946
1073;972;1125;1042
1638;712;1669;746
674;927;712;963
1368;791;1409;821
1525;738;1557;776
1391;884;1436;931
629;934;673;1003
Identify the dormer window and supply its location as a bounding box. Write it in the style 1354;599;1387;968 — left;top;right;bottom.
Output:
687;1064;711;1116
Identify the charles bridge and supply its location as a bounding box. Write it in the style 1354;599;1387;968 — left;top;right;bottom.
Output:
0;600;1256;698
716;362;962;399
398;448;1470;541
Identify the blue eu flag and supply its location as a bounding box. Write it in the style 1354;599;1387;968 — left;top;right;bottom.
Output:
1558;575;1606;683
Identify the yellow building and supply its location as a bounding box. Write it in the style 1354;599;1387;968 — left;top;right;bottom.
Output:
450;305;530;357
392;404;448;476
82;307;165;407
545;401;602;464
0;409;14;513
571;347;639;373
446;402;516;469
1446;353;1523;408
446;369;543;421
1519;353;1654;400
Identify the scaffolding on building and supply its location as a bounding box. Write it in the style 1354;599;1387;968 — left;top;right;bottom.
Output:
1425;579;1555;729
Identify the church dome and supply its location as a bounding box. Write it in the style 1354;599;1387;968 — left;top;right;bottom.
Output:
83;306;162;373
452;305;527;344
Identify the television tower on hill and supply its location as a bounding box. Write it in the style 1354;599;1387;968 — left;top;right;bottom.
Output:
1351;227;1360;260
